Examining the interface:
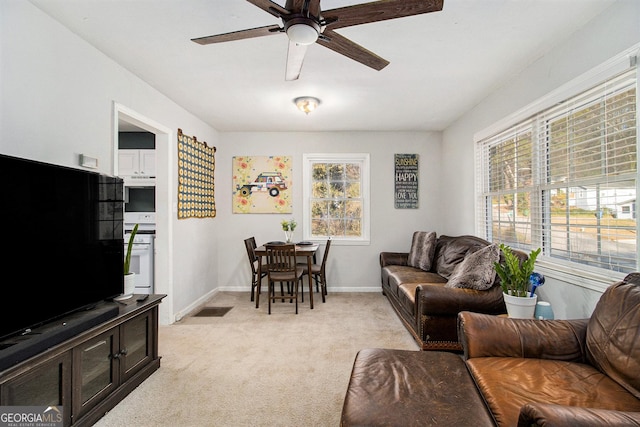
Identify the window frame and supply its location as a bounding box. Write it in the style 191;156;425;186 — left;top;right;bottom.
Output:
475;46;639;292
302;153;371;245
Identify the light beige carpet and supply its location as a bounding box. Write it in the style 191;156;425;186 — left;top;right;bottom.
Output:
94;291;418;427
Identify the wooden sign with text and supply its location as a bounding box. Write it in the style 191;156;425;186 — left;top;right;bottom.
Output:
394;154;419;209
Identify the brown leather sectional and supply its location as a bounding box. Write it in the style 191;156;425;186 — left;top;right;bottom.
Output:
342;273;640;426
380;234;524;351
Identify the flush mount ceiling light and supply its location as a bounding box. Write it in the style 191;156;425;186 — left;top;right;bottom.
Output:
294;97;321;114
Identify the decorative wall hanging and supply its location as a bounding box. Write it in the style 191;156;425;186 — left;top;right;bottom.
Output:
232;156;292;214
177;128;216;219
395;153;419;209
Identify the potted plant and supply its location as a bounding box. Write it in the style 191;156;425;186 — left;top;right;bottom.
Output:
281;219;297;243
494;244;541;318
122;223;139;298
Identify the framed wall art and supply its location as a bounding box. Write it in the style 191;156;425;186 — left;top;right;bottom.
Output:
395;153;419;209
232;155;292;214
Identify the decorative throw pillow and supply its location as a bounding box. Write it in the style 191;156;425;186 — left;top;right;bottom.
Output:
407;231;437;271
445;243;500;290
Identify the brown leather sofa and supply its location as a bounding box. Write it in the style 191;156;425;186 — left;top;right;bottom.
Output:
341;273;640;426
459;272;640;426
381;234;524;351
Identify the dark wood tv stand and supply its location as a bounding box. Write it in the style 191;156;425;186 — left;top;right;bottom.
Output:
0;294;166;427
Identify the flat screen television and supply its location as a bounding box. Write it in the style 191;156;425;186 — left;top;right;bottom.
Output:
0;154;124;342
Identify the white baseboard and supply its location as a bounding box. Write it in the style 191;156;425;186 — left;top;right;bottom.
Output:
174;289;219;322
216;285;382;293
172;286;383;324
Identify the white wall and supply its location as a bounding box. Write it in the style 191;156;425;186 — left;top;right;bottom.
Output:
216;131;443;292
1;1;220;324
440;0;640;319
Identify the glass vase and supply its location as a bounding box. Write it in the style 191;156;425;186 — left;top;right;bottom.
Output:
284;230;293;243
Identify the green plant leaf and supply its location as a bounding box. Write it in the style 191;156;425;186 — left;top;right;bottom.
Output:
495;243;541;297
124;223;139;275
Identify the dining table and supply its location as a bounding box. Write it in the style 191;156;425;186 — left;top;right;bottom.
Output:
254;242;320;310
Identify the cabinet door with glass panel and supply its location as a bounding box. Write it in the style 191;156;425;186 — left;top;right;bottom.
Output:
1;351;72;426
120;309;155;382
71;311;155;419
72;328;120;420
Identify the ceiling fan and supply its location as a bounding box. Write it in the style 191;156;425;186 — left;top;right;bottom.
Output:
191;0;444;81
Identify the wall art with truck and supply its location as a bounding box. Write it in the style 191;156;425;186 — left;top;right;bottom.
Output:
232;155;292;214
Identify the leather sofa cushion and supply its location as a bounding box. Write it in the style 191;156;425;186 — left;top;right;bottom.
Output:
341;349;493;427
383;265;445;298
467;357;640;427
586;273;640;399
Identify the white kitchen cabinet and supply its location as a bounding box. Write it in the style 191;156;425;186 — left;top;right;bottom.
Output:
118;149;155;178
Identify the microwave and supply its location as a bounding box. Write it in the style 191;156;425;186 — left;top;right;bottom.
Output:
125;186;155;214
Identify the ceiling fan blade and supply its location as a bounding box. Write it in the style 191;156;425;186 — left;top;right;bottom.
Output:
317;28;389;71
246;0;289;18
323;0;444;30
191;25;281;45
285;41;308;81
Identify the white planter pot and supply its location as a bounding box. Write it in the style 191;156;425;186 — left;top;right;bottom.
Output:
123;273;136;296
503;292;537;319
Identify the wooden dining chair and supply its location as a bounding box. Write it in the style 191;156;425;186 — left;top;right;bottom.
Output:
265;244;305;314
244;237;267;302
299;239;331;303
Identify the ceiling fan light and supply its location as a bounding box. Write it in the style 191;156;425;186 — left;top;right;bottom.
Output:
286;23;318;45
294;97;321;114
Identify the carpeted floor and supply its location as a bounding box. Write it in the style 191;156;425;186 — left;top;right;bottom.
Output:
93;291;418;427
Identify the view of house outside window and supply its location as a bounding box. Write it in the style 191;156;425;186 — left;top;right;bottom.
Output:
303;153;370;243
478;66;637;274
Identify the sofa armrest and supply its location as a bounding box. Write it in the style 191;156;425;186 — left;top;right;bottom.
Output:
380;252;408;267
518;403;640;427
458;311;589;362
417;284;505;316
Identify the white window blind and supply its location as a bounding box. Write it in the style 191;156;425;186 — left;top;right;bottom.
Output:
477;66;637;274
477;120;537;249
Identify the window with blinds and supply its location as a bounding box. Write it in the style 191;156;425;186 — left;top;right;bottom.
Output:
477;66;637;273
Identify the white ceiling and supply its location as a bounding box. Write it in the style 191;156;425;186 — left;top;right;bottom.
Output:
30;0;614;132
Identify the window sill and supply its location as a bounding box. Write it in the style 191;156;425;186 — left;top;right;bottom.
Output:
304;238;370;246
534;259;626;293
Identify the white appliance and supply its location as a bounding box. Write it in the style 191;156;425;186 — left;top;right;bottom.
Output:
123;185;155;230
124;186;155;218
124;212;156;227
123;179;155;294
124;231;154;294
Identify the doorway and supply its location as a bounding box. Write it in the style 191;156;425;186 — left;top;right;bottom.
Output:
114;102;174;325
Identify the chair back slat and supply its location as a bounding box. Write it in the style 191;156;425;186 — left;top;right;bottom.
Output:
265;243;303;314
266;244;297;274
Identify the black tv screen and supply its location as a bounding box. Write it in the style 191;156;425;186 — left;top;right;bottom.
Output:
0;154;124;341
